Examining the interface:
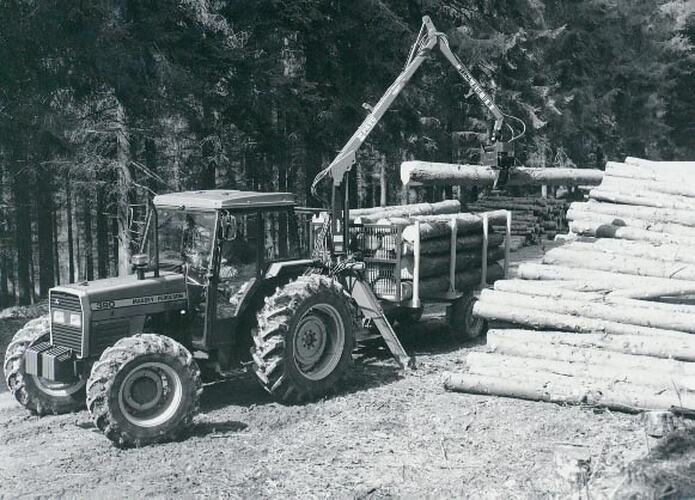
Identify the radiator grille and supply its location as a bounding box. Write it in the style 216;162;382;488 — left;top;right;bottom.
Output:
49;291;84;357
49;291;82;312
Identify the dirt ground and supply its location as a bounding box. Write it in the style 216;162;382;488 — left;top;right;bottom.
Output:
1;243;693;498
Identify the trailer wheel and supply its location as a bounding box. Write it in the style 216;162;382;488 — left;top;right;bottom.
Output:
447;293;487;341
395;308;423;327
3;315;86;415
252;275;357;404
86;334;202;447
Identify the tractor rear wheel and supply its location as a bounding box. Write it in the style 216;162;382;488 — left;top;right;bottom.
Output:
3;315;86;415
252;275;357;404
86;334;202;447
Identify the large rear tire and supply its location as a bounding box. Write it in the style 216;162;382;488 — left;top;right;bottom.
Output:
252;275;357;404
86;334;202;447
3;315;86;415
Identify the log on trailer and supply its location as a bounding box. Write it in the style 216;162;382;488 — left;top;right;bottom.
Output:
401;232;505;255
418;263;505;296
402;246;505;279
351;199;461;222
400;210;508;242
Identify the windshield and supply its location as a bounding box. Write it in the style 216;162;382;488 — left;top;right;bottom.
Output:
155;209;217;272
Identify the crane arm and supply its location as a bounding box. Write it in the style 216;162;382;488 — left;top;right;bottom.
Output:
311;16;507;197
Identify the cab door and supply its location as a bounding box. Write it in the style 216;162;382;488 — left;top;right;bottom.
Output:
205;210;262;349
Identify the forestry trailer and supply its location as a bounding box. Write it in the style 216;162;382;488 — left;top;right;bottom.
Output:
4;16;516;447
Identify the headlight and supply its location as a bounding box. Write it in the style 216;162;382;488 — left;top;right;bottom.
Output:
52;309;67;324
69;312;82;328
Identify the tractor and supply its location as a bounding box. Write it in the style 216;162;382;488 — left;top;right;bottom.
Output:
4;190;415;446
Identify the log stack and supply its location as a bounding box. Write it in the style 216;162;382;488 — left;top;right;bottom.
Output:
467;194;571;246
445;157;695;413
350;200;510;297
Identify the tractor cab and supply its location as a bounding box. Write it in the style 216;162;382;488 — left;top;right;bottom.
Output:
142;190;314;353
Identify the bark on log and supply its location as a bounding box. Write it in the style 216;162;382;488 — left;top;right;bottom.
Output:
562;239;695;265
600;174;695;200
505;168;603;187
352;200;461;222
517;263;695;291
400;161;498;186
444;371;695;412
473;299;693;338
465;352;695;391
487;329;695;362
402;246;505;279
401;210;508;242
569;201;695;228
495;279;695;314
589;189;695;211
566;209;695;238
542;247;695;281
624;157;695;176
418;263;504;295
401;233;505;256
400;161;603;187
605;161;691;183
568;220;695;248
479;289;695;333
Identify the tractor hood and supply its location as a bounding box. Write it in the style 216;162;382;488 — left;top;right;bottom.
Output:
52;271;187;317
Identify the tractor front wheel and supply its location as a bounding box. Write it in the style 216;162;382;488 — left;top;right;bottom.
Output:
86;334;202;447
252;275;357;404
3;315;86;415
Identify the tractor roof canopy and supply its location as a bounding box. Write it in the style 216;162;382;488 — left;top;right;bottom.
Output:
153;190;295;211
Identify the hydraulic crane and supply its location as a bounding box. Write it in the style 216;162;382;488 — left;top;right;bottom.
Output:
311;15;525;258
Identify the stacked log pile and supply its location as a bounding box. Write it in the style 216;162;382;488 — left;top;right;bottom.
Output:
467;195;571;246
445;157;695;412
350;200;509;297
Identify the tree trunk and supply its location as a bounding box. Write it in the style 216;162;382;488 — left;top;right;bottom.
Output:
473;300;690;339
487;329;695;363
65;175;75;283
402;246;505;279
14;154;32;305
465;352;695;391
479;288;695;333
560;238;695;265
402;232;505;256
517;263;695;294
96;182;110;278
115;101;132;276
400;161;603;187
83;194;94;281
568;220;695;248
566;208;695;238
419;263;504;296
445;367;695;412
589;189;695;211
351;200;460;221
35;164;55;297
401;210;508;242
542;247;695;281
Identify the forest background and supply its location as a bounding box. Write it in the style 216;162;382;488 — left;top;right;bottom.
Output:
0;0;693;305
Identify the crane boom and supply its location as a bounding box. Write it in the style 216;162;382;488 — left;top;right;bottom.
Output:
312;16;518;256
